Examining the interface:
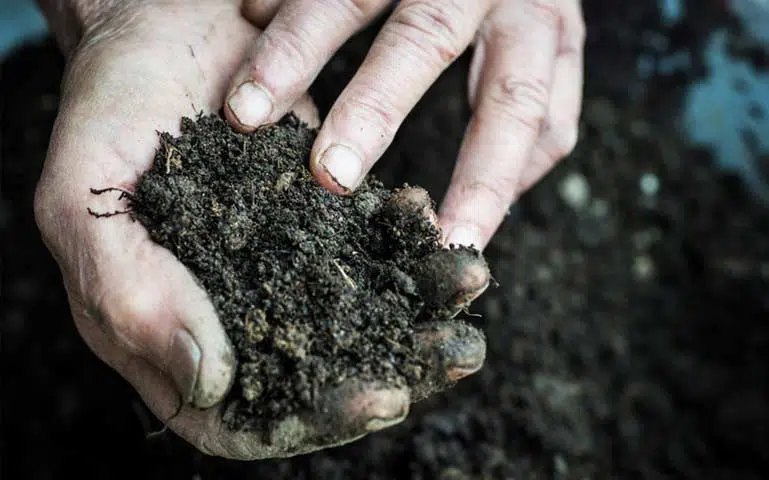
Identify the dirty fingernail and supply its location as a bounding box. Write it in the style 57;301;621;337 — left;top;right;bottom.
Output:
167;329;201;403
320;144;362;192
444;225;483;249
362;389;409;432
365;415;406;432
228;81;273;129
442;328;486;380
365;402;409;432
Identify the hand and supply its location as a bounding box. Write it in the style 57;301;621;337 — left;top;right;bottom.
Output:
33;0;489;459
223;0;585;250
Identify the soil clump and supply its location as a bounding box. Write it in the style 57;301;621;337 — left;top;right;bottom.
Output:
125;113;481;426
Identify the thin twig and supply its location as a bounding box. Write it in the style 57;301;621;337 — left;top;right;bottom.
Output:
87;208;132;218
90;187;133;198
332;259;357;290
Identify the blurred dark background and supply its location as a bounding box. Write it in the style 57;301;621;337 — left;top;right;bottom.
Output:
3;1;769;478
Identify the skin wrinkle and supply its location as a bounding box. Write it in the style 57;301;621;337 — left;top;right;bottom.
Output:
388;0;466;65
36;0;148;56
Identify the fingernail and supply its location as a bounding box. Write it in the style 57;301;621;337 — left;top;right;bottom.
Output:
227;81;273;129
442;329;486;377
365;403;409;432
444;225;484;249
366;416;406;432
364;389;409;432
167;330;201;404
319;144;363;192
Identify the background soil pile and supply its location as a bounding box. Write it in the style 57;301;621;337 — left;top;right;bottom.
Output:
3;1;769;478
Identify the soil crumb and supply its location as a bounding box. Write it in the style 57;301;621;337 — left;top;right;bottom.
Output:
128;113;479;428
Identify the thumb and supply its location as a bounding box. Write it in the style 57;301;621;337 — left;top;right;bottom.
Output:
88;237;236;408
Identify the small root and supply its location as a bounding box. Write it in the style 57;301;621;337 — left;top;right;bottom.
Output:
87;208;133;219
145;424;170;440
164;144;183;174
332;259;357;290
88;186;134;218
90;187;134;200
146;397;184;440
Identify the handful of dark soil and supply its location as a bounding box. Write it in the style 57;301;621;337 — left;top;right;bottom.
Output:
128;113;483;428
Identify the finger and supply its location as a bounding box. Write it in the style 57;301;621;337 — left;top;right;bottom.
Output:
290;94;321;128
216;382;410;459
309;0;493;194
410;320;486;402
90;236;236;409
302;382;410;440
516;0;585;192
241;0;284;28
412;247;491;314
438;0;561;250
225;0;391;132
385;186;440;230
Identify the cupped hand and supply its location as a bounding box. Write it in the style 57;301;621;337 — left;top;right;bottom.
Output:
224;0;585;250
34;0;488;460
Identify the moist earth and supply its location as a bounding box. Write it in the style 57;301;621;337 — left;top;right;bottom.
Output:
4;1;769;479
122;112;479;425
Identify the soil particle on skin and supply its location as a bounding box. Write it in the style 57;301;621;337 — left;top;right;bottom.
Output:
126;112;478;426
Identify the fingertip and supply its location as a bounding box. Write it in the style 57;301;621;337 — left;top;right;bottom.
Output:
441;224;486;251
310;143;363;195
290;95;320;129
224;80;274;133
408;321;486;402
416;321;486;380
386;186;440;228
453;250;491;304
315;382;410;436
241;0;283;28
357;388;410;433
414;247;491;309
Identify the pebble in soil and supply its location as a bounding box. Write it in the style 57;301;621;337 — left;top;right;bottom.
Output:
125;112;486;429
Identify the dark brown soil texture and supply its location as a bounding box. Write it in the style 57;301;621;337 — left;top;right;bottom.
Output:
127;112;473;425
4;1;769;479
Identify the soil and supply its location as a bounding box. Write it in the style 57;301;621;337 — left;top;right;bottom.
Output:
3;1;769;479
122;111;481;425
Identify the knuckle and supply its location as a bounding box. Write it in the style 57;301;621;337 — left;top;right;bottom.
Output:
336;0;383;20
525;0;561;30
254;27;317;80
389;0;465;64
485;76;550;135
332;91;399;141
462;176;516;213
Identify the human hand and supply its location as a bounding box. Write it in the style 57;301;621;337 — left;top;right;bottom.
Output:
224;0;585;251
33;0;489;459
